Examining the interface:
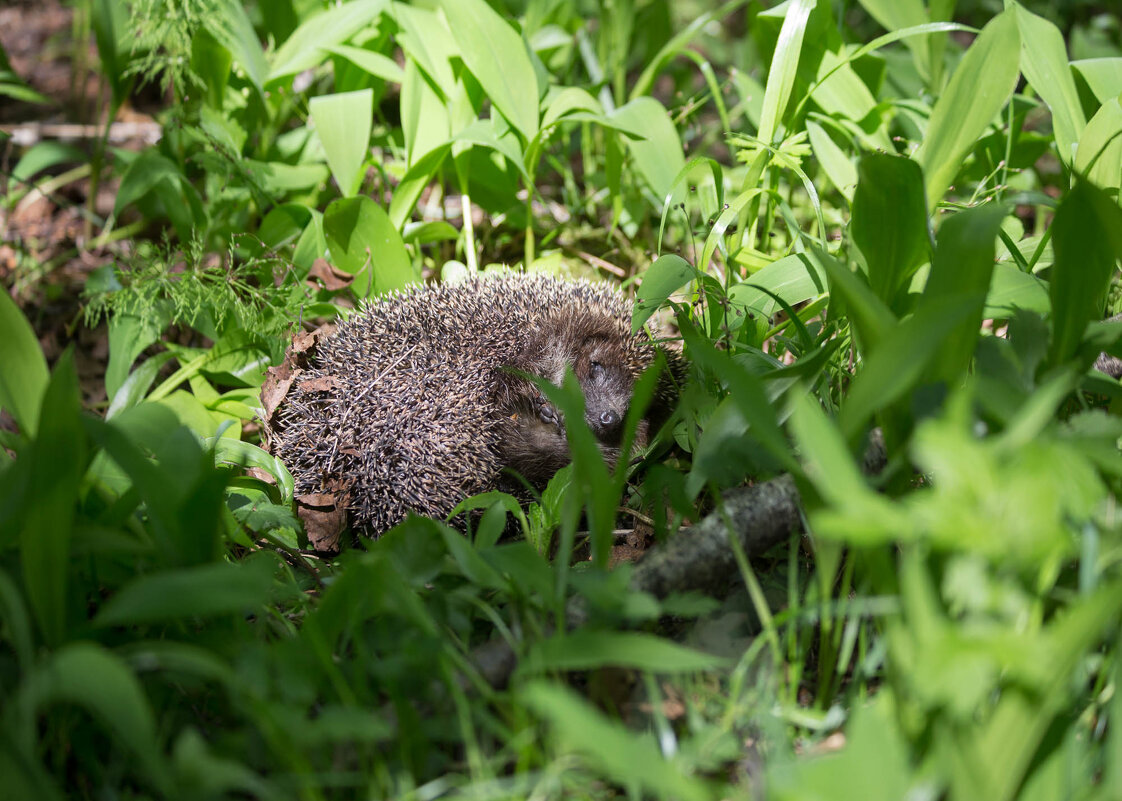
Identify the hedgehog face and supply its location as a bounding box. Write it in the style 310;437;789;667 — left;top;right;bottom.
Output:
499;316;649;486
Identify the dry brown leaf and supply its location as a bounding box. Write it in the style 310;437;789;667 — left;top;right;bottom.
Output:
307;257;353;291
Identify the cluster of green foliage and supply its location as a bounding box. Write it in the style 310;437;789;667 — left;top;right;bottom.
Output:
3;0;1122;798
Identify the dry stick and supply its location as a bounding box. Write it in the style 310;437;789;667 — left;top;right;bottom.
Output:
469;431;888;689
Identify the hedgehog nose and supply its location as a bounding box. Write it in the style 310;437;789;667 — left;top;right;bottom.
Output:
598;410;620;430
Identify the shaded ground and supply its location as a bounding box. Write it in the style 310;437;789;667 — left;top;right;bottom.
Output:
0;1;160;405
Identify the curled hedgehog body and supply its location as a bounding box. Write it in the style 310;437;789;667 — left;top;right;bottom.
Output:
267;274;678;537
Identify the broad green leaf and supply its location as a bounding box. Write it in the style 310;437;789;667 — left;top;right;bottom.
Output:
632;254;696;333
453;117;530;182
209;438;295;504
257;203;313;251
920;203;1008;384
1072;58;1122;105
807;118;857;201
209;0;267;93
807;246;896;353
20;352;85;646
984;262;1050;317
292;209;326;273
400;60;450;166
112;150;185;218
967;582;1122;801
388;144;450;229
309;89;373;197
916;9;1021;207
0;289;48;437
191;30;233;110
267;0;388;83
789;391;878;513
757;0;814;145
768;695;912;801
1074;98;1122;191
856;0;930;81
247;161;330;194
679;323;798;474
323;196;415;297
95;558;275;625
730;253;828;320
402;220;459;245
526;630;726;673
326;44;405;84
1048;180;1122;366
0;568;33;673
521;681;709;801
11;141;86;183
541;86;604;129
440;0;539;140
609;97;687;207
106;352;176;419
850;154;930;308
13;643;167;793
1015;5;1086;167
808;49;893;151
90;0;127;106
839;297;975;440
392;2;457;96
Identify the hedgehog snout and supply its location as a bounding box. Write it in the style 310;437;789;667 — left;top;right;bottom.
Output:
596;410;620;429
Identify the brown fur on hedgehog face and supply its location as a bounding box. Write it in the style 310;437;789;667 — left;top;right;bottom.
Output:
496;308;652;486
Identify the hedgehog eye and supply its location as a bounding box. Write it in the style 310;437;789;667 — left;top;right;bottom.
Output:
589;361;605;379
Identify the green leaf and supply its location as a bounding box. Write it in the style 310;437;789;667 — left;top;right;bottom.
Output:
392;3;458;97
1072;58;1122;105
1074;97;1122;192
633;254;696;333
839;297;975;440
326;44;405;84
856;0;931;81
767;695;912;801
609;97;687;207
525;630;727;673
209;0;268;94
920;203;1008;384
90;0;127;107
984;262;1050;317
808;246;896;354
13;642;168;793
757;0;814;145
267;0;388;84
850;154;930;309
789;391;876;511
730;253;828;321
11;141;87;183
916;9;1021;207
807;118;857;201
20;352;85;646
400;58;451;166
1048;180;1122;367
0;289;48;437
522;681;709;801
209;438;295;504
309;89;373;197
440;0;539;141
968;582;1122;801
323;196;414;297
95;557;276;626
1015;5;1086;167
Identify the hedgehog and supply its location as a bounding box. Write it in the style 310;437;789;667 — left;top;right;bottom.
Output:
265;273;681;538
